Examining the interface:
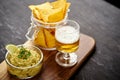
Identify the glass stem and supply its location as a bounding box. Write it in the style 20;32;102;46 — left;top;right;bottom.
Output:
64;53;70;60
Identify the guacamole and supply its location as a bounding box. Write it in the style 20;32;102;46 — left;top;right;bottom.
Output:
6;45;43;79
8;46;40;67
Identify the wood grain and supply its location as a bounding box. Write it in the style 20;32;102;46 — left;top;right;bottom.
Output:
0;34;95;80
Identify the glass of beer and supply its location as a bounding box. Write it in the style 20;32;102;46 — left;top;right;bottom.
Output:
55;20;80;67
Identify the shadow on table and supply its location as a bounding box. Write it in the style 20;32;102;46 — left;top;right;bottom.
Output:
70;46;96;80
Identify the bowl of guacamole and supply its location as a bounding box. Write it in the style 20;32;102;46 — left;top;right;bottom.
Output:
5;44;43;79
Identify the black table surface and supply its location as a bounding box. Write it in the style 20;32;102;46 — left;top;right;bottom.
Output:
0;0;120;80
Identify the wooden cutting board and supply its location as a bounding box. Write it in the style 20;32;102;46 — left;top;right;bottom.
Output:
0;34;95;80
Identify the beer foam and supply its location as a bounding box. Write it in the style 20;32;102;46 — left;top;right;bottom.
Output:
55;26;79;44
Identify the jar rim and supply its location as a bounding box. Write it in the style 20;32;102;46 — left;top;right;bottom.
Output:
31;13;68;25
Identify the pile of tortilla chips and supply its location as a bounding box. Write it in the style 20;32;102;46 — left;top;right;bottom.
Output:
28;0;70;48
29;0;70;23
34;27;56;48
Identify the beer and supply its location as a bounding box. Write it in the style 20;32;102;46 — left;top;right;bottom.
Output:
55;20;80;67
55;26;80;53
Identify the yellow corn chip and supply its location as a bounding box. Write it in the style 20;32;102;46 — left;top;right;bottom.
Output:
40;9;52;22
32;8;41;20
29;2;52;10
48;8;64;22
51;0;66;8
34;27;47;47
29;2;53;21
36;2;52;9
50;0;68;22
29;0;70;22
44;29;55;48
29;5;36;10
64;2;71;15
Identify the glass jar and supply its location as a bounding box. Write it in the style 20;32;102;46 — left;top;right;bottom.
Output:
26;13;68;50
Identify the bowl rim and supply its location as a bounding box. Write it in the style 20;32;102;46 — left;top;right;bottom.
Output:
5;45;43;69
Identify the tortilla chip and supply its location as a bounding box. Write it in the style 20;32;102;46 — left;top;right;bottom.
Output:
36;2;52;9
34;27;47;47
44;29;55;48
48;8;64;22
28;0;70;22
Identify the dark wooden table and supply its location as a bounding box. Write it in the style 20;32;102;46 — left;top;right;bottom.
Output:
0;0;120;80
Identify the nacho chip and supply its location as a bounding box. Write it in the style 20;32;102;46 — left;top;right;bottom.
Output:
51;0;66;9
36;2;52;9
44;29;55;48
28;0;70;23
65;2;71;14
49;0;70;22
40;8;52;22
29;2;52;10
29;2;53;21
34;27;47;47
51;0;66;14
48;8;64;22
32;8;41;20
